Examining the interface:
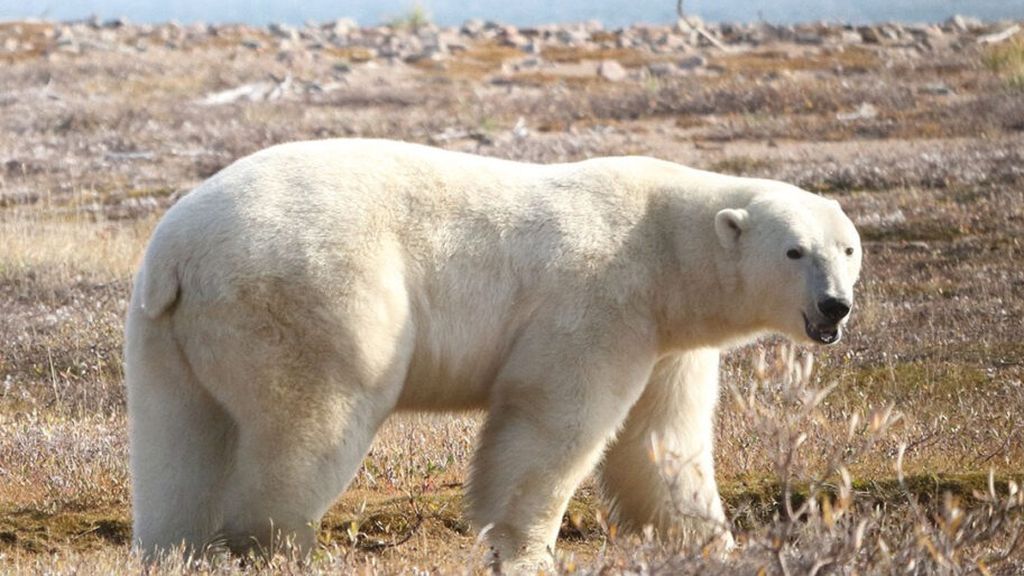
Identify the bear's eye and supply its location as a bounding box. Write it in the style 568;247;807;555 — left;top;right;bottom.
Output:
845;247;855;256
786;248;803;260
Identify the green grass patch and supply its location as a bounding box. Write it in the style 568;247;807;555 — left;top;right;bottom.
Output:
860;218;968;242
832;361;988;406
0;507;130;554
722;472;1024;528
707;155;773;176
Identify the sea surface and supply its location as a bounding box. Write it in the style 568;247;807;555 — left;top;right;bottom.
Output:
2;0;1023;27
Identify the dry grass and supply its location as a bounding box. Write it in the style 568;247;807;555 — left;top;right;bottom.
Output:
2;18;1023;574
541;45;665;68
709;45;881;75
0;216;153;282
984;37;1024;88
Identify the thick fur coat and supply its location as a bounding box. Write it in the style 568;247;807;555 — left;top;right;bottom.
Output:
125;139;862;571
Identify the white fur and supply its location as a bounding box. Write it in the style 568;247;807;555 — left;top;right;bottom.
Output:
124;139;862;570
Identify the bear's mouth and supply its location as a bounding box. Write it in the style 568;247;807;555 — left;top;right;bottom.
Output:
803;313;841;345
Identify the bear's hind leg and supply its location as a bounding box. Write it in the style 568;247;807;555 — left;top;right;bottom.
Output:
217;386;397;558
599;349;733;549
126;311;236;561
173;264;414;559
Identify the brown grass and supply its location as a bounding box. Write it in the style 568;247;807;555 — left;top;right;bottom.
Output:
541;45;665;67
710;45;881;75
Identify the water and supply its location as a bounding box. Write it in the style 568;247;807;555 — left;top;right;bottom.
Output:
2;0;1023;27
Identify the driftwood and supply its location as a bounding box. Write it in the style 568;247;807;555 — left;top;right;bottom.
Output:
676;0;728;51
977;24;1020;45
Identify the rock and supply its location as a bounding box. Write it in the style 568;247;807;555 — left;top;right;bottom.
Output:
198;82;275;106
652;32;687;52
299;26;326;44
919;82;953;95
543;60;599;79
556;27;590;46
837;102;878;122
499;30;529;48
405;48;444;64
198;75;293;106
598;59;627;82
269;23;299;42
795;32;825;45
461;19;485;37
858;26;881;44
947;14;983;33
839;30;862;44
329;18;357;36
879;24;904;42
677;54;707;70
905;24;944;39
56;40;80;54
647;62;679;77
437;31;468;53
512;116;529;139
518;56;543;70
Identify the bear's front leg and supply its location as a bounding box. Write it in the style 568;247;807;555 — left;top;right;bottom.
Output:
466;335;655;572
599;349;734;550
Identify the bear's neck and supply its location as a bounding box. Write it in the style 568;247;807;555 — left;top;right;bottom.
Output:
648;187;763;352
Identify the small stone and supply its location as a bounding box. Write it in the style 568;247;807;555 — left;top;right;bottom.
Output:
905;24;944;39
947;14;983;33
795;32;824;45
500;32;529;48
598;59;627;82
517;56;543;70
918;82;953;95
858;26;881;44
330;18;357;36
878;25;902;42
269;23;299;42
647;62;678;77
837;102;878;122
677;55;707;70
839;30;862;44
438;31;468;53
461;19;485;37
556;27;590;46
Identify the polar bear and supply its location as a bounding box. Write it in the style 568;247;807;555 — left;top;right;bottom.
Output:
125;139;861;570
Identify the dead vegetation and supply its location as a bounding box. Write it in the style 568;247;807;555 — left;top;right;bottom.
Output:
1;15;1023;575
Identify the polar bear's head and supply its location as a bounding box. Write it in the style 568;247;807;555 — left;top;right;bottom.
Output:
715;191;862;345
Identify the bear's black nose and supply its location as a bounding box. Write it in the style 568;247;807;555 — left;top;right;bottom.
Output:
818;297;851;323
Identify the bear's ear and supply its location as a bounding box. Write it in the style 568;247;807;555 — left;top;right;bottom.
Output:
715;208;748;249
